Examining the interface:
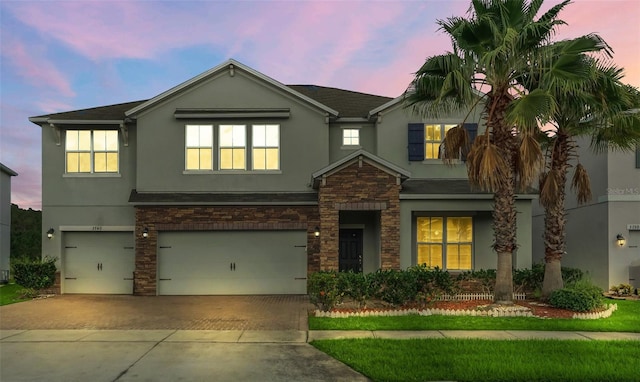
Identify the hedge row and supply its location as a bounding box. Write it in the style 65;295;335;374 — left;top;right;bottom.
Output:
308;264;586;311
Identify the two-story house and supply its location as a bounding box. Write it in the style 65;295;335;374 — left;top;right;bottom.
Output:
30;59;535;296
532;140;640;290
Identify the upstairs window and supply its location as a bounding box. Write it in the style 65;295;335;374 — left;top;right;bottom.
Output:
252;124;279;170
342;128;360;146
185;125;213;170
417;216;472;270
408;123;478;161
425;124;457;159
66;130;118;173
219;125;246;170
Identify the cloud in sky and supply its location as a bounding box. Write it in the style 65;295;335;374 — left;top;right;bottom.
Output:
1;0;638;210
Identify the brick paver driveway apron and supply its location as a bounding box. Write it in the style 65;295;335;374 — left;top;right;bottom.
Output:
0;295;313;330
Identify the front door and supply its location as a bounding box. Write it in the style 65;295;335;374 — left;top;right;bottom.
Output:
339;229;363;272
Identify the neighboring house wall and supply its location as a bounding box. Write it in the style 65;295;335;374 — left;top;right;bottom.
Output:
0;163;17;281
532;137;640;290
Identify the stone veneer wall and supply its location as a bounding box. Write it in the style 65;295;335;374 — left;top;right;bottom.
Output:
134;206;319;296
318;160;401;270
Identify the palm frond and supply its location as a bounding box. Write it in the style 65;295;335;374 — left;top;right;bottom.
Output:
571;163;592;205
467;137;508;192
442;125;470;163
517;132;543;190
539;169;560;208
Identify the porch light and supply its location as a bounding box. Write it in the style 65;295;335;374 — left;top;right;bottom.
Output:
616;234;626;247
142;227;149;238
47;228;54;239
314;226;320;237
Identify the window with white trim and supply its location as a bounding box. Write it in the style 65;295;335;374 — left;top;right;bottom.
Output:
219;125;246;170
185;125;213;170
252;124;279;170
342;128;360;146
65;130;118;173
425;124;457;159
416;216;472;270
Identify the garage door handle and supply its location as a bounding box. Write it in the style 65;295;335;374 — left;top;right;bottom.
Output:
123;278;133;280
294;245;306;248
159;278;172;281
65;277;77;280
294;277;307;280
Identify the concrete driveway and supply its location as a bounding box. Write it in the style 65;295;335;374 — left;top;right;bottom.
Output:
0;294;312;330
0;295;370;382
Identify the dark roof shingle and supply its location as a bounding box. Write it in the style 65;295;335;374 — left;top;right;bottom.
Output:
30;86;392;122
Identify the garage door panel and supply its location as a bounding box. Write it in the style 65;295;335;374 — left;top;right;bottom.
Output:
158;231;307;295
64;232;135;294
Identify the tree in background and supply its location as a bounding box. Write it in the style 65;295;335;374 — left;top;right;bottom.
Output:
405;0;610;303
10;204;41;262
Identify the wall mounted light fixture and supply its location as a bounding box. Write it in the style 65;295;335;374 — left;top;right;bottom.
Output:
142;227;149;238
46;228;55;239
616;234;626;247
314;226;320;238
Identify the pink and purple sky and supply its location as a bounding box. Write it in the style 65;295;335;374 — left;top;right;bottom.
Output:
1;0;639;210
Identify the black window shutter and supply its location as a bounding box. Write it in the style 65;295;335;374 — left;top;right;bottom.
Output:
636;144;640;169
408;123;425;161
462;123;478;162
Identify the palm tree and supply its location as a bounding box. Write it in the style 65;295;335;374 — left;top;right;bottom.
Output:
537;60;640;297
405;0;610;303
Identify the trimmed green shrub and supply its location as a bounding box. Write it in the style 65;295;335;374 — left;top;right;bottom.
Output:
549;278;604;312
369;269;418;306
12;256;57;290
337;271;371;308
457;269;496;294
308;271;343;311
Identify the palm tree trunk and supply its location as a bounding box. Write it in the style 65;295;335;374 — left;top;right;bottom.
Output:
493;173;517;303
541;132;569;298
489;91;517;304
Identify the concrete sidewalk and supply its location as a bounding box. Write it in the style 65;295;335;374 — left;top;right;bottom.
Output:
2;329;638;382
3;329;640;343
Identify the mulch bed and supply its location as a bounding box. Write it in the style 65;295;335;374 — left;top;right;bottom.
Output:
327;299;594;319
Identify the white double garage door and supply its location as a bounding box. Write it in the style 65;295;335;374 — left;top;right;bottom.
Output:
63;231;308;295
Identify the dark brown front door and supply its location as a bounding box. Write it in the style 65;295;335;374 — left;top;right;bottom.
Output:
339;229;363;272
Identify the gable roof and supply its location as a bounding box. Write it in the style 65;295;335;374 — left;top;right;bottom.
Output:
311;149;410;188
125;59;339;118
28;60;393;124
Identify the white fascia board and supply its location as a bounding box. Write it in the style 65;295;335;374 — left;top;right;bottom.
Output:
125;59;339;118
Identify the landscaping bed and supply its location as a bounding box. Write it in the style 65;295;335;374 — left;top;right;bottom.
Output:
316;297;611;319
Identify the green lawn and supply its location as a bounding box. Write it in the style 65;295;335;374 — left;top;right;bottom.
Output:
0;283;31;306
309;299;640;332
311;338;640;382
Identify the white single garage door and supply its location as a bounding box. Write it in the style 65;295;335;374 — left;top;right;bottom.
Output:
63;232;135;294
158;231;307;295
